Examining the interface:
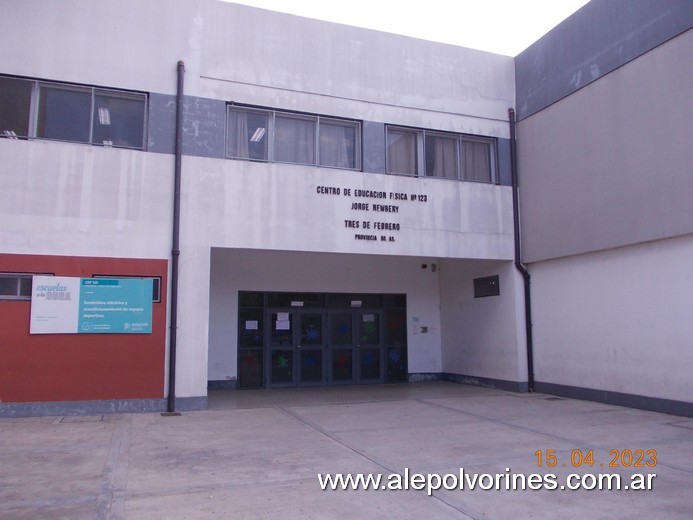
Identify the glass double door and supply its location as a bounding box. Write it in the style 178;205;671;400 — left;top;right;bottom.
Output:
266;309;384;387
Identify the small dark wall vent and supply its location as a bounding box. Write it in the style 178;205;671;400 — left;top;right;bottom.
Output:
474;275;500;298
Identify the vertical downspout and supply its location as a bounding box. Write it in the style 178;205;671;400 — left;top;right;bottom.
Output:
508;108;535;392
167;60;185;413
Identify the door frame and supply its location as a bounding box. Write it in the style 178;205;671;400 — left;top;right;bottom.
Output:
237;292;407;389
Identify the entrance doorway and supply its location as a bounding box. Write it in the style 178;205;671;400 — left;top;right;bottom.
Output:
238;292;407;388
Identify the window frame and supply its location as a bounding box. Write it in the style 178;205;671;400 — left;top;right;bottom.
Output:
386;126;423;177
0;74;148;150
0;273;52;301
273;111;318;166
226;106;270;162
459;135;496;184
0;76;34;139
317;117;361;170
225;104;361;171
386;125;497;183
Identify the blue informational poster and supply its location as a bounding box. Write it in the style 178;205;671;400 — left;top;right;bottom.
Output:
78;278;153;333
30;276;154;334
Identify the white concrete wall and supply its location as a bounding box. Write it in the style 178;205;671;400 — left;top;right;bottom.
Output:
531;234;693;402
440;259;527;384
208;249;445;381
199;2;514;137
1;0;514;137
180;156;514;260
1;0;198;96
0;140;173;259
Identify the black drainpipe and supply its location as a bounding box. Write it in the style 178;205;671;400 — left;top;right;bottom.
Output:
508;108;535;392
167;60;185;413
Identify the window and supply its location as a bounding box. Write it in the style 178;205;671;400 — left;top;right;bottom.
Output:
91;89;147;148
37;84;92;143
0;273;43;300
0;75;147;149
319;118;358;169
275;113;316;165
387;125;495;183
387;128;419;176
425;133;458;179
0;76;33;138
227;107;269;161
461;139;492;183
226;105;360;170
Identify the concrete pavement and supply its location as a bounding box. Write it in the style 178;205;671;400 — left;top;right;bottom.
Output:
1;382;691;519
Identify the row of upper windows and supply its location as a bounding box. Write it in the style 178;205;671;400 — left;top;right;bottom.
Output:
0;75;496;183
227;106;496;183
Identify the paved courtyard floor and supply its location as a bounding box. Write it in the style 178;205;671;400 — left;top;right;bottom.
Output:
1;381;692;519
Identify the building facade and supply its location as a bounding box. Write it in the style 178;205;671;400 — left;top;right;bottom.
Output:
515;0;693;414
1;0;691;417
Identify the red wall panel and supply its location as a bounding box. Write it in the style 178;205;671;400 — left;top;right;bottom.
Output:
0;254;167;403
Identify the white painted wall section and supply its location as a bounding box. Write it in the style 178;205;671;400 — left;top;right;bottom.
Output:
531;234;693;403
440;259;527;384
208;249;447;381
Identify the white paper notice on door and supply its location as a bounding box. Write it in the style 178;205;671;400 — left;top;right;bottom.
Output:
363;314;375;322
276;319;290;330
245;320;258;331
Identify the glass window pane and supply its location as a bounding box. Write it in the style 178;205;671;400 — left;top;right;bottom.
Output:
275;114;316;165
239;309;264;347
271;350;293;383
359;313;380;345
384;294;406;308
37;84;91;143
461;140;492;182
0;77;32;138
239;348;263;388
360;347;380;379
271;312;292;345
387;346;407;382
332;349;353;381
319;120;357;169
93;90;146;149
227;108;269;161
386;308;407;345
425;134;458;179
301;314;322;345
330;314;352;345
0;276;19;296
239;291;264;307
300;350;322;382
387;128;417;175
19;276;33;297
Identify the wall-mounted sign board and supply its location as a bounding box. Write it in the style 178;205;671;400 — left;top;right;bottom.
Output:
30;276;153;334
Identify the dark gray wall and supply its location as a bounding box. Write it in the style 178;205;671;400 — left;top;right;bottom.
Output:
515;0;693;120
496;138;511;187
147;93;176;154
362;121;386;174
517;28;693;262
148;94;226;158
182;97;226;159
